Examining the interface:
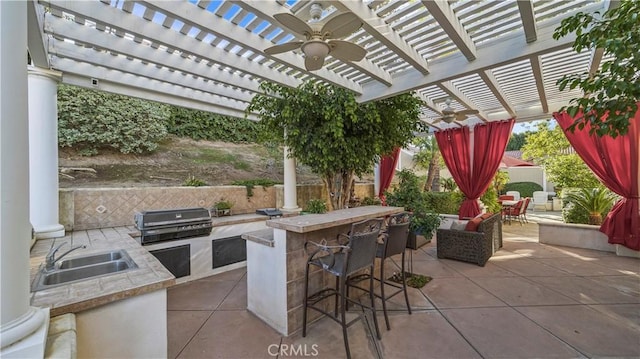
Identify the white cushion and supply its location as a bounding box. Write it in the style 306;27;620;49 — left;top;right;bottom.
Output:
450;220;469;231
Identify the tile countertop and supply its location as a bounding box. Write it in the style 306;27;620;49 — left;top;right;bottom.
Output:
30;234;175;317
266;205;405;233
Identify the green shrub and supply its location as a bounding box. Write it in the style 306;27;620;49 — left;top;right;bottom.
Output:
439;177;458;192
213;200;233;210
231;179;280;197
166;106;260;143
58;84;169;155
385;169;423;211
503;182;543;198
304;199;327;214
562;187;616;225
424;191;463;214
361;196;382;206
183;176;207;187
480;187;502;214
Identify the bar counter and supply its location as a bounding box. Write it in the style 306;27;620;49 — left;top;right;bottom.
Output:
242;206;403;335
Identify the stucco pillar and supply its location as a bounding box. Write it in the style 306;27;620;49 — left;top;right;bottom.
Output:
282;146;300;211
1;2;49;357
373;162;380;197
28;67;64;239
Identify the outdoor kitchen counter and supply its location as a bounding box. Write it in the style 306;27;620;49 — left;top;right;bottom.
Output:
29;233;175;317
265;205;404;233
242;205;404;336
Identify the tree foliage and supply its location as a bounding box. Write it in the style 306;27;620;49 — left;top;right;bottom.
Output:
506;132;527;150
247;80;422;210
521;121;600;189
167;106;259;143
553;0;640;137
58;84;169;155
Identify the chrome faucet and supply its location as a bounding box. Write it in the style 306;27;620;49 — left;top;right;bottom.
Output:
45;242;86;271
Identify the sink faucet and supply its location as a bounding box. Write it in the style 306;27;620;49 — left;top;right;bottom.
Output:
45;242;86;271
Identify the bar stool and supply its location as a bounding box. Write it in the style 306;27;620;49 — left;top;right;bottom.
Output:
302;218;383;359
348;212;412;330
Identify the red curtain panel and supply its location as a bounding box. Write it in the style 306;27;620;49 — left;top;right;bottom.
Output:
435;126;474;218
553;108;640;251
472;120;516;213
378;147;401;201
436;120;514;219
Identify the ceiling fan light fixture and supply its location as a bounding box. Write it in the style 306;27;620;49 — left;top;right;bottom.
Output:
301;40;330;61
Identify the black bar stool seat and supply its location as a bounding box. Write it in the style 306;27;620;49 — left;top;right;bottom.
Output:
348;212;412;330
302;218;383;359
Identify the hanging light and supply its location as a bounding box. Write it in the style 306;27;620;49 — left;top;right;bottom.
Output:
301;40;330;61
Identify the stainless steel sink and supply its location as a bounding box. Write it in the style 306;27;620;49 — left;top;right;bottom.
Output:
58;250;125;269
32;249;138;291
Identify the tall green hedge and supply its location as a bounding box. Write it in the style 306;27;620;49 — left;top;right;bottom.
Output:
58;84;169;155
166;107;259;143
503;182;543;198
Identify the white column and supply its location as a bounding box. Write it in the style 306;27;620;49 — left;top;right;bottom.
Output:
1;2;49;357
281;146;300;211
28;67;64;239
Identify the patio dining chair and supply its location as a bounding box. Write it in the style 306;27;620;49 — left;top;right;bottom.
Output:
348;212;412;331
502;198;525;225
519;197;531;223
498;195;514;203
506;191;521;201
302;218;383;359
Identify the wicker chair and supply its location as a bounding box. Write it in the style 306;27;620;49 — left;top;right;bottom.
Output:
436;213;502;266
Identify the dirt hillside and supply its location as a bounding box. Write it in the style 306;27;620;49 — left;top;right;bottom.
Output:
58;136;324;188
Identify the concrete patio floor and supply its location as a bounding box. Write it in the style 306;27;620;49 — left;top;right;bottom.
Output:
167;221;640;359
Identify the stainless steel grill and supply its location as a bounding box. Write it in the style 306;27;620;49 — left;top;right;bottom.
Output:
134;207;212;245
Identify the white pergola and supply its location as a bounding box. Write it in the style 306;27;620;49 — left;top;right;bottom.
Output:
2;1;620;356
28;0;615;128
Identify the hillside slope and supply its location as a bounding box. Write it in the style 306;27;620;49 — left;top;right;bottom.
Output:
58;136;324;188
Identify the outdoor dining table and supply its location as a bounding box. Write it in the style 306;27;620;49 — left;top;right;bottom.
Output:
501;200;519;225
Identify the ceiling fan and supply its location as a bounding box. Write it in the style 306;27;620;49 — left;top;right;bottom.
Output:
432;98;480;123
264;3;367;71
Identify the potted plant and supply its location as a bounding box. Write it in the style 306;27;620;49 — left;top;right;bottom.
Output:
406;202;442;249
212;200;233;217
386;169;441;249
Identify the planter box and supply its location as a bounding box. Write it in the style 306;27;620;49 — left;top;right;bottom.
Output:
212;208;232;217
406;231;431;250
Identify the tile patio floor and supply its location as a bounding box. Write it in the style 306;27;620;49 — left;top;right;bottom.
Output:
167;221;640;359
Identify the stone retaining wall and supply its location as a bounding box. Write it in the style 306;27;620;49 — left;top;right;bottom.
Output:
59;183;375;230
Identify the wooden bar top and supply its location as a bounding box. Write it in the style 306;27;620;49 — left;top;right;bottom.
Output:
265;205;404;233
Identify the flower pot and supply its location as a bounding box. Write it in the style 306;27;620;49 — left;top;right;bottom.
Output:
212;208;231;217
406;231;431;250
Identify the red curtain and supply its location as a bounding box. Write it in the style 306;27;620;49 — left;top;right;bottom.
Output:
436;120;514;219
435;127;473;218
553;108;640;251
378;147;401;202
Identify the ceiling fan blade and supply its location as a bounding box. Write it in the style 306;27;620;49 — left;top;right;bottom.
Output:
432;118;442;124
304;55;325;71
264;41;304;55
442;115;456;123
455;113;469;121
273;13;313;37
327;40;366;62
458;109;480;115
321;12;363;39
